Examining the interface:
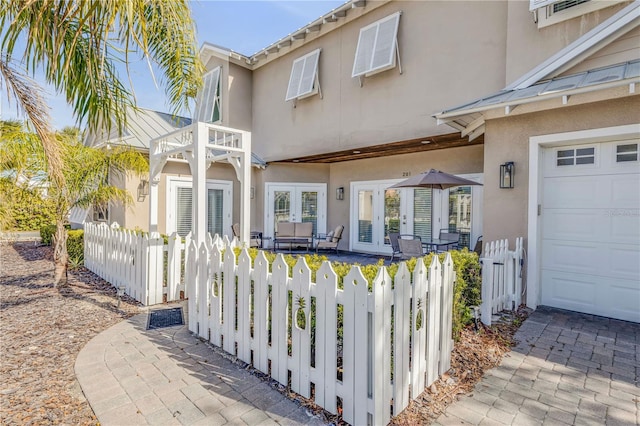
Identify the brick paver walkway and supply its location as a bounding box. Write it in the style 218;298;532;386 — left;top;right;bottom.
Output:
435;306;640;425
75;303;325;425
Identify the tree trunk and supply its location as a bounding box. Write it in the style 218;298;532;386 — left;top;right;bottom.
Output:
53;220;68;287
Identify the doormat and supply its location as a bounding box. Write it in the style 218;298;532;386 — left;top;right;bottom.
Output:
147;307;184;330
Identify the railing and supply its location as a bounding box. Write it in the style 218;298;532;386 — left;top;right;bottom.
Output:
84;222;456;425
480;237;525;326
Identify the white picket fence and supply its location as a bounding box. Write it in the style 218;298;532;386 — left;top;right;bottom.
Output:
186;241;455;425
85;222;201;305
480;237;524;326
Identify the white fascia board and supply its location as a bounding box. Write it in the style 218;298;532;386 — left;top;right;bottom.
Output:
437;76;640;120
529;0;557;12
507;1;640;90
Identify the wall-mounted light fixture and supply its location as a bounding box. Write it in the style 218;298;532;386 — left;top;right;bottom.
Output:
500;162;514;189
137;179;149;201
336;187;345;200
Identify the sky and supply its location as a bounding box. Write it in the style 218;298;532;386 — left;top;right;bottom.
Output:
0;0;345;130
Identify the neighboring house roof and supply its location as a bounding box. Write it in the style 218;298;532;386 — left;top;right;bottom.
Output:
84;108;191;150
434;1;640;139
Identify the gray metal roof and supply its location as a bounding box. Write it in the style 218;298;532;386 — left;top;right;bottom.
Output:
438;60;640;117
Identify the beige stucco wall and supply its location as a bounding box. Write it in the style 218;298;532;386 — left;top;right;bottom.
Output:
482;95;640;246
505;1;632;85
203;56;252;131
251;1;507;162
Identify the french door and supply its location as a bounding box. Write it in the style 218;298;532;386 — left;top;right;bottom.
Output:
265;183;327;242
350;180;409;254
167;178;233;238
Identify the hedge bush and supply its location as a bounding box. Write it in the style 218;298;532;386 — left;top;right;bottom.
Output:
0;179;56;231
39;226;84;268
40;224;57;245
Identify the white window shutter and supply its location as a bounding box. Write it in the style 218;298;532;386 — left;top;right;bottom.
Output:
529;0;557;11
286;57;306;101
285;49;321;101
352;12;401;78
194;67;221;122
352;25;377;77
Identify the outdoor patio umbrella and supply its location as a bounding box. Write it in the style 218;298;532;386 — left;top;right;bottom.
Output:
389;169;483;190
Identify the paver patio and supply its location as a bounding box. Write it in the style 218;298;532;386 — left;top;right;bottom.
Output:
75;302;325;425
435;306;640;425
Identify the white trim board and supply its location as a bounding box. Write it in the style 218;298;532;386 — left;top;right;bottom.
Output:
526;123;640;309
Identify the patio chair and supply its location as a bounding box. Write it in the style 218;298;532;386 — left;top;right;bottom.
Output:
388;232;401;262
473;235;483;256
231;223;261;248
398;237;424;260
315;225;344;254
439;230;460;251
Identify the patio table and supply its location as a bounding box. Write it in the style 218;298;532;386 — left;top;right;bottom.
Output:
422;238;458;253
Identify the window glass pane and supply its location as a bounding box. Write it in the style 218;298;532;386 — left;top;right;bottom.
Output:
176;187;192;237
301;191;318;236
448;186;472;249
557;158;574;166
207;189;224;236
358;190;373;243
274;191;291;231
557;149;574;158
617;144;638;154
617;153;638;162
384;189;400;245
413;188;432;242
576;147;594;156
576;156;594;165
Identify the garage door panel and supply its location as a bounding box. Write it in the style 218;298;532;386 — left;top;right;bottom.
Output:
541;270;596;311
543;176;605;209
541;271;640;322
542;209;607;242
541;240;600;275
609;211;640;244
609;244;640;280
610;175;640;208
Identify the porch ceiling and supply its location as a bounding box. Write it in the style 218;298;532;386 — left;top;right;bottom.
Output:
273;132;483;164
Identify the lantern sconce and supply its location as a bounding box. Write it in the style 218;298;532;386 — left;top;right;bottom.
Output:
336;187;345;200
137;179;150;201
500;162;514;189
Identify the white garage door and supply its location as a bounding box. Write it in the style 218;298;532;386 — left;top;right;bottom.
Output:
541;139;640;322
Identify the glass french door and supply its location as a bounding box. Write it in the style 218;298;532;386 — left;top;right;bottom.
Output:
351;181;407;254
265;183;326;242
167;178;233;238
435;174;483;250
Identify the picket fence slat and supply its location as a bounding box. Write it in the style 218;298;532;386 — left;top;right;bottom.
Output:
83;225;457;425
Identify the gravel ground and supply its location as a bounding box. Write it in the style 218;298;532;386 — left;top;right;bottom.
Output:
0;242;141;425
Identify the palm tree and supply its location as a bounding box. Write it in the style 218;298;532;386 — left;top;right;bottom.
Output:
0;1;202;285
0;121;148;286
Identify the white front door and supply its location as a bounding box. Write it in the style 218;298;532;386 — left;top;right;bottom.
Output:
540;139;640;322
265;183;327;242
167;178;233;238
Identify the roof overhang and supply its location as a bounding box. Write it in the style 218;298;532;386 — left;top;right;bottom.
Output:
272;132;483;164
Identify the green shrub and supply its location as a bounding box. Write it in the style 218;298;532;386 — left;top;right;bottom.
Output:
0;179;56;231
67;230;84;267
40;224;57;245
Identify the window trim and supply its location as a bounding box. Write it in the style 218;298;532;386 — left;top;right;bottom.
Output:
352;11;401;78
285;48;321;102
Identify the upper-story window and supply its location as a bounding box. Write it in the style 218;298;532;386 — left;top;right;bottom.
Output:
530;0;625;28
352;11;401;79
285;49;321;102
194;66;221;123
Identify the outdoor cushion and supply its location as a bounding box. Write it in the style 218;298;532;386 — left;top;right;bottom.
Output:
325;231;334;241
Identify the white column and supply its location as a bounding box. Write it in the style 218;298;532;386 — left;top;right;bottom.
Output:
148;178;160;235
240;131;252;243
192;123;208;248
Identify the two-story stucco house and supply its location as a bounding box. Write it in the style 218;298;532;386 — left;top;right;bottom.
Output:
87;0;640;322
